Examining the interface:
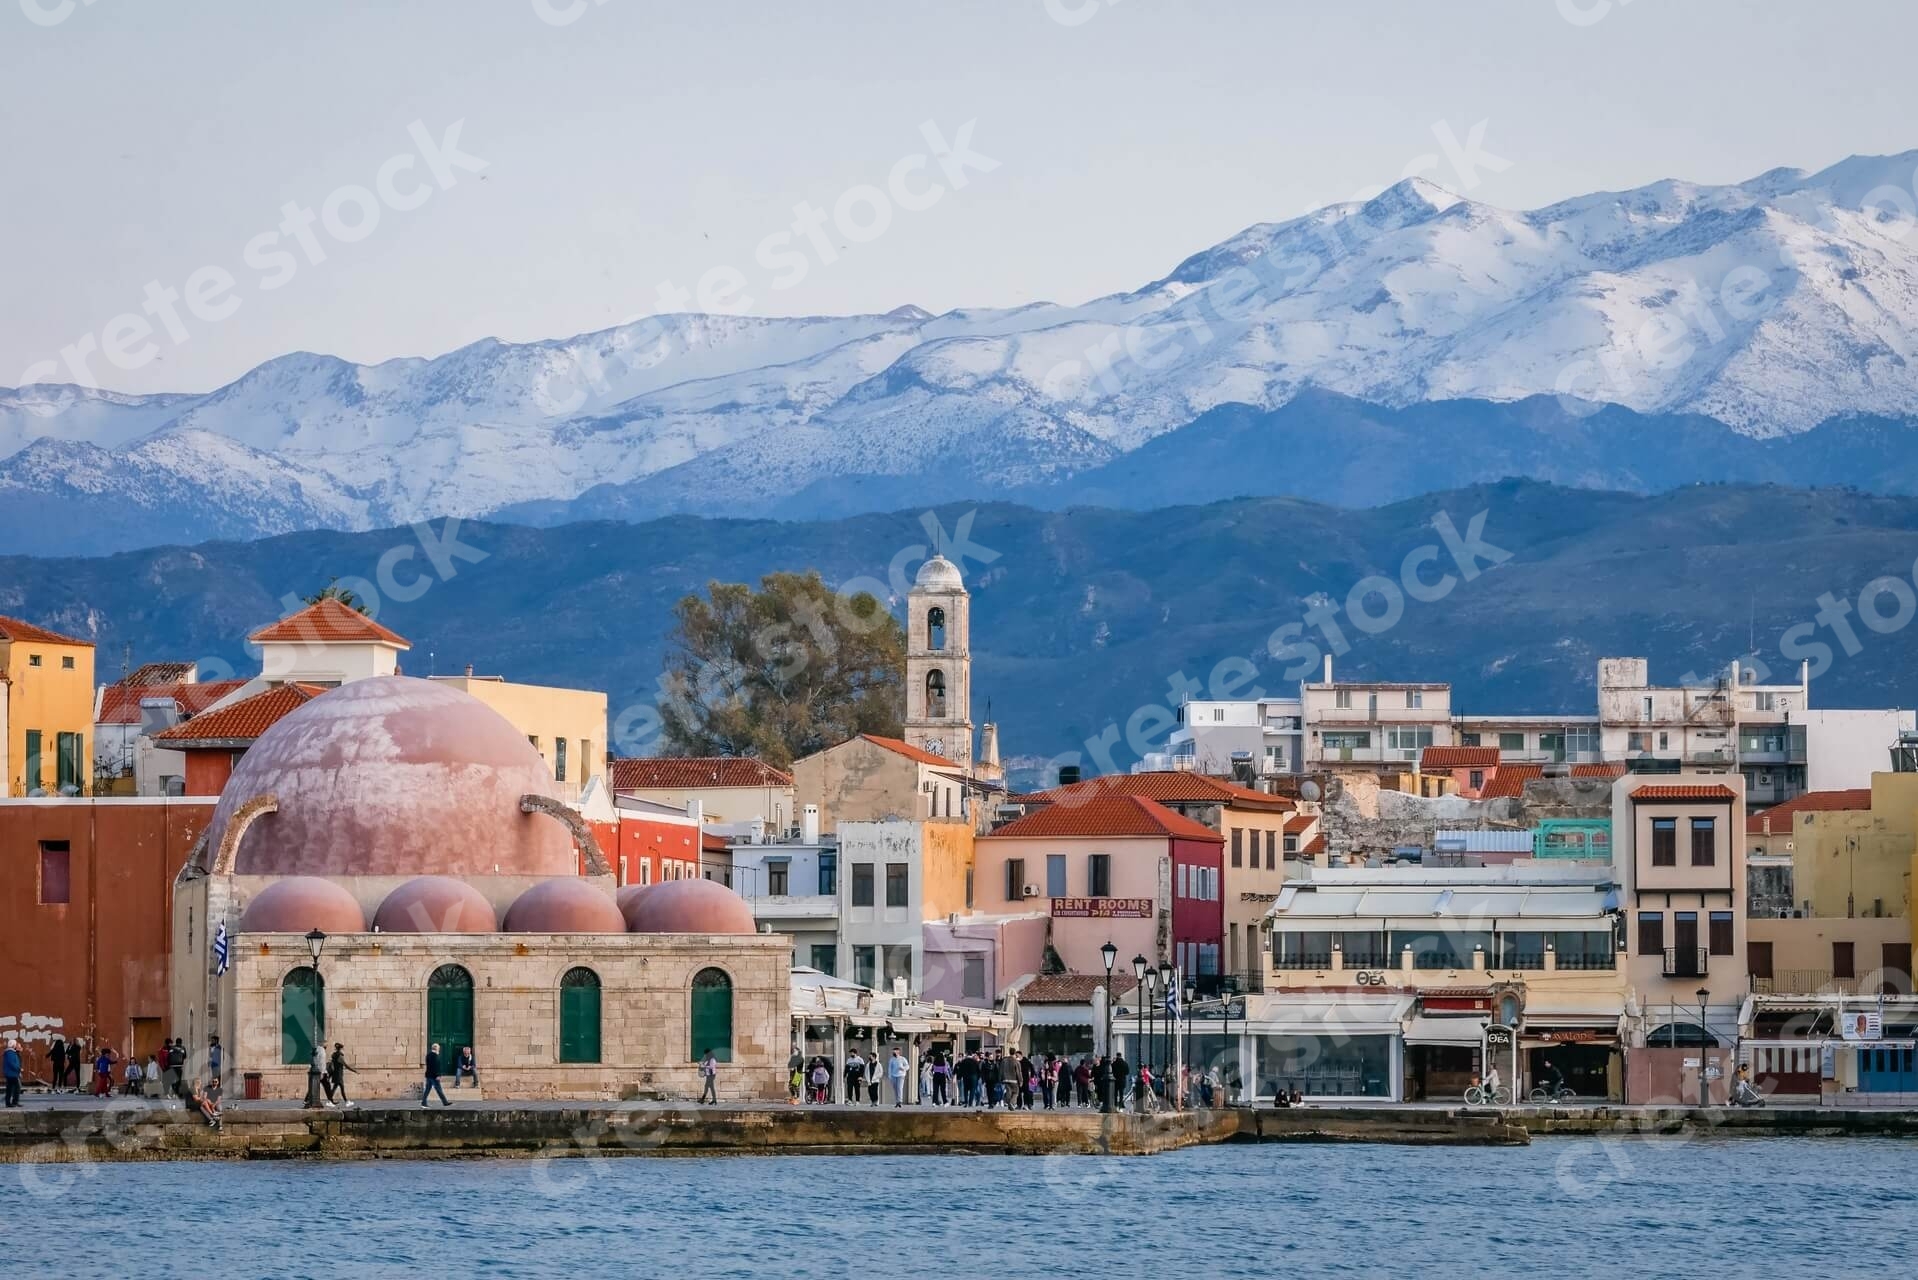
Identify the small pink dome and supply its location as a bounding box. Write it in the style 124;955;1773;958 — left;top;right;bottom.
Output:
503;879;626;933
615;884;654;930
621;877;758;935
238;877;367;934
373;876;498;933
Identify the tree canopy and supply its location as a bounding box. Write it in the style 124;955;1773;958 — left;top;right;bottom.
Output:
305;578;369;614
658;571;905;768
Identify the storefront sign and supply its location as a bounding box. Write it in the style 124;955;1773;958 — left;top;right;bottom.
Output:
1543;1029;1601;1043
1484;1025;1515;1048
1839;1012;1883;1042
1353;970;1390;987
1050;897;1153;919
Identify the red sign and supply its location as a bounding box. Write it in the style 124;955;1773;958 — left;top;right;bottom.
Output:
1051;897;1154;919
1543;1029;1602;1043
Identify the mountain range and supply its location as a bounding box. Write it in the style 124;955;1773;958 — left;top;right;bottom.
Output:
10;151;1918;555
5;482;1915;768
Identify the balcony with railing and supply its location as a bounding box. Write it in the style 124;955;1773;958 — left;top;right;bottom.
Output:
1662;946;1709;978
1751;969;1910;997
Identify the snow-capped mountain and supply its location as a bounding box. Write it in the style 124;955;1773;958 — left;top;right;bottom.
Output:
9;149;1918;553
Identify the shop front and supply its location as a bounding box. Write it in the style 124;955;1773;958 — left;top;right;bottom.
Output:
1403;1015;1487;1100
1522;1026;1621;1100
1240;991;1410;1100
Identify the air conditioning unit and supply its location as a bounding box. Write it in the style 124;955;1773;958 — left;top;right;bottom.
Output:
1022;885;1039;898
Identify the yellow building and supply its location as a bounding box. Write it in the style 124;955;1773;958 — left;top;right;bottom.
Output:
0;616;96;796
430;672;608;804
1788;773;1918;921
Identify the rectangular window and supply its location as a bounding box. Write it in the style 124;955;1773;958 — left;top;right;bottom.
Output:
1566;726;1600;756
1553;931;1615;970
1274;931;1334;969
1468;770;1484;790
39;841;71;905
555;737;568;782
1266;830;1276;870
27;654;41;667
1282;833;1298;855
1642;696;1654;721
1499;931;1548;970
1459;732;1480;746
1748;940;1773;981
1407;690;1422;709
885;862;908;908
1178;864;1190;899
852;863;875;907
1651;818;1676;866
766;861;789;896
1708;910;1733;956
1540;732;1566;760
56;731;83;792
1335;689;1352;709
61;655;74;669
1690;818;1716;866
1046;854;1066;897
1339;930;1387;967
853;946;876;988
963;955;986;1000
24;729;42;793
1087;854;1111;898
1637;911;1664;957
810;944;836;976
817;853;836;896
580;740;591;781
1628;731;1648;752
1230;828;1243;867
1323;731;1372;751
1005;858;1025;902
1833;941;1856;980
1498;732;1525;752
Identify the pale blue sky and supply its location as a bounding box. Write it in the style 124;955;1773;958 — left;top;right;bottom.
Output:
5;0;1916;393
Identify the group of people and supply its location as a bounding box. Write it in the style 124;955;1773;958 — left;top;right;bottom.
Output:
0;1034;223;1127
784;1046;1231;1113
414;1042;478;1107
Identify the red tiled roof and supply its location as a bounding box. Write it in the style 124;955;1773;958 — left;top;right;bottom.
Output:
858;734;954;766
1746;788;1872;833
1015;973;1140;1004
97;678;247;726
1478;764;1543;800
248;598;409;648
125;662;193;686
701;831;729;853
1631;784;1738;802
1030;771;1293;811
987;794;1224;842
1283;813;1319;834
610;756;793;791
152;683;326;745
0;614;92;646
1302;833;1326;856
1571;761;1627;778
1421;746;1501;770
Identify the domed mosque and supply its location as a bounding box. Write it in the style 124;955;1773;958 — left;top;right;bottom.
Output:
173;676;786;1102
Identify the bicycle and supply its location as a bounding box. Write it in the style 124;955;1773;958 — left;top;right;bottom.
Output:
1463;1083;1512;1106
1529;1084;1576;1103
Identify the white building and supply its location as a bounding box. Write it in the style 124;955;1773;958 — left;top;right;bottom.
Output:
1169;694;1304;777
1301;658;1453;770
727;804;841;976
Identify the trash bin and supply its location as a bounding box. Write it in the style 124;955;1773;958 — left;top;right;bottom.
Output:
243;1072;263;1101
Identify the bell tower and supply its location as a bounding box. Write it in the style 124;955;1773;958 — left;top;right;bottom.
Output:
904;553;972;774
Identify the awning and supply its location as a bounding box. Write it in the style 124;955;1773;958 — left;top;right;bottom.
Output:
1403;1015;1487;1046
1241;992;1412;1037
1015;1005;1093;1028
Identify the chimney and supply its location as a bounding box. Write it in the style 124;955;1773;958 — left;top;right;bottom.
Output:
465;663;474;678
979;722;1001;770
801;803;820;845
687;798;703;825
1323;654;1334;684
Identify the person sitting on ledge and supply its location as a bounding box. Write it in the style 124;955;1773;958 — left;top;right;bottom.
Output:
453;1045;479;1088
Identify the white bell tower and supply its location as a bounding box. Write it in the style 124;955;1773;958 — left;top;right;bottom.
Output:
904;554;972;774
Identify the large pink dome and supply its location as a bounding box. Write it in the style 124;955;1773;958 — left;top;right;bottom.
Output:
373;876;498;933
503;879;626;933
206;676;576;878
621;877;758;935
615;884;654;931
238;876;367;934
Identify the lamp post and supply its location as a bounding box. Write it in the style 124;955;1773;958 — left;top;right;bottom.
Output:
1132;954;1147;1110
1184;982;1196;1108
1100;941;1118;1113
302;929;327;1110
1696;986;1711;1108
1221;988;1234;1105
1158;959;1175;1103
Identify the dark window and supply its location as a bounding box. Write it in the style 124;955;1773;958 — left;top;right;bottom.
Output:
26;654;40;667
1708;910;1733;956
926;670;947;718
61;655;75;669
1230;829;1243;868
23;729;41;793
1004;858;1025;902
927;606;946;651
767;861;789;896
554;737;568;782
1283;833;1299;855
853;946;876;987
1265;830;1276;870
1748;941;1774;981
809;944;836;976
38;841;71;905
1833;941;1855;980
817;853;836;896
1499;931;1548;969
689;968;733;1063
1883;944;1912;996
1651;818;1676;866
1087;854;1111;898
1637;911;1664;956
1690;817;1716;866
1390;930;1491;970
1468;770;1484;790
1274;931;1334;969
1554;932;1616;970
851;863;875;907
962;956;986;999
1339;930;1387;967
885;862;908;908
1046;854;1067;897
1459;732;1480;746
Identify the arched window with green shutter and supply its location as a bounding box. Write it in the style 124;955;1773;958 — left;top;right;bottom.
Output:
281;967;324;1065
426;964;475;1065
689;967;733;1063
558;967;601;1063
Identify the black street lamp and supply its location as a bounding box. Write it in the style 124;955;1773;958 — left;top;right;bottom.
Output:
1100;940;1117;1114
1696;986;1711;1108
1132;954;1147;1109
1157;960;1174;1082
1183;982;1196;1108
1220;989;1234;1105
302;929;328;1110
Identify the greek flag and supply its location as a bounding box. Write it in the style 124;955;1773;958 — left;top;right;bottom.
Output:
213;920;230;976
1164;985;1180;1024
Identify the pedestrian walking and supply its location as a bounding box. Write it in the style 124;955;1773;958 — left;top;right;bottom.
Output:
207;1035;223;1089
307;1044;332;1110
92;1045;116;1097
63;1037;83;1090
844;1049;866;1105
166;1038;187;1099
49;1039;67;1094
867;1053;881;1105
421;1042;451;1107
3;1039;21;1108
887;1048;909;1106
699;1048;719;1104
809;1058;830;1104
124;1057;143;1097
325;1043;358;1106
931;1052;950;1105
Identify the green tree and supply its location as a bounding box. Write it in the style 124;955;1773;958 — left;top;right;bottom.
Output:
658;571;904;768
305;578;369;614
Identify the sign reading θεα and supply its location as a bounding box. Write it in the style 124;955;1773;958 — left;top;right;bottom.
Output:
1051;897;1154;918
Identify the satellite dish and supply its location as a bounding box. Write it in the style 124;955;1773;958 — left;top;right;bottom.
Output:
1299;780;1321;802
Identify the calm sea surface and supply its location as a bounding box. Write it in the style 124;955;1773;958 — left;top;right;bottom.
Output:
5;1138;1911;1277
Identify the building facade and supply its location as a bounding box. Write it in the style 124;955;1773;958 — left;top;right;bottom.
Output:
903;554;973;774
1;615;96;796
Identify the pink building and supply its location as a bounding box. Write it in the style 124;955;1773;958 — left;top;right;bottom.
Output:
976;795;1225;982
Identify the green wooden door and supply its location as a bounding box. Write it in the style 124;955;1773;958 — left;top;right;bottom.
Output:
281;968;323;1065
558;968;601;1063
690;968;732;1062
426;964;474;1065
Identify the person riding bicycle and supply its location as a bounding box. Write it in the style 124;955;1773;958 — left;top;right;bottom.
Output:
1483;1063;1502;1102
1542;1058;1566;1097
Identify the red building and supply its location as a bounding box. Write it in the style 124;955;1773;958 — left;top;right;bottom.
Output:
151;684;324;795
0;797;212;1076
